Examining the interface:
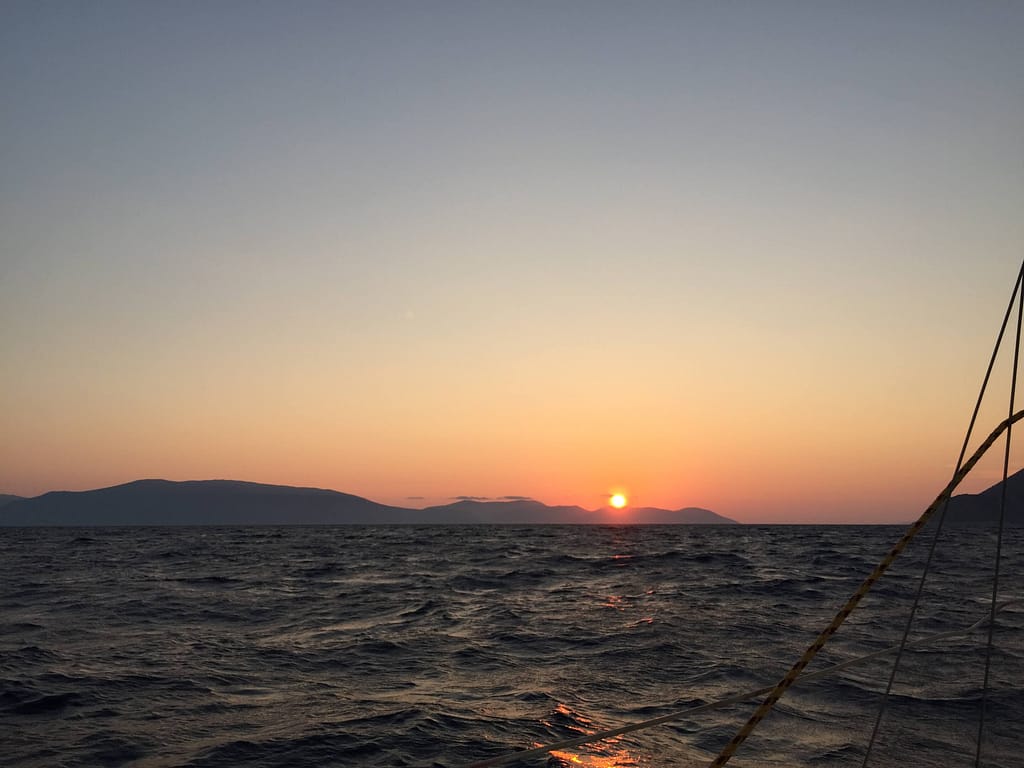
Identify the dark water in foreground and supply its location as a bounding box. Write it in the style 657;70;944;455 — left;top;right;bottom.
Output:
1;525;1022;768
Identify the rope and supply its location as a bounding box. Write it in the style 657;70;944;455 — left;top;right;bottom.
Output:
436;601;1021;768
976;278;1024;766
705;407;1024;768
862;258;1024;767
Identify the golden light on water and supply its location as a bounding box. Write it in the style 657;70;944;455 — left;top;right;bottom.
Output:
541;703;643;767
549;748;637;767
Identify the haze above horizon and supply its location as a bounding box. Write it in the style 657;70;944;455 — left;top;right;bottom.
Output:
3;2;1024;523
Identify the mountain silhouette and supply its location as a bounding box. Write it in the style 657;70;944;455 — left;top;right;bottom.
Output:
0;479;738;526
626;506;736;524
0;480;411;526
943;468;1024;527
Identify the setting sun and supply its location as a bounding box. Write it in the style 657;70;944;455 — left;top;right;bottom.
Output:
609;493;627;509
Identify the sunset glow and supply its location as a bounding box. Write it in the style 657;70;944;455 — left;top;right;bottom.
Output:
5;8;1024;768
1;4;1022;523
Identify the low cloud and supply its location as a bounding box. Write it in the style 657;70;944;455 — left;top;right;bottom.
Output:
500;495;534;501
452;495;492;501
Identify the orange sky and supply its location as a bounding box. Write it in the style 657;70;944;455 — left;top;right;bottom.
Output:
3;4;1024;522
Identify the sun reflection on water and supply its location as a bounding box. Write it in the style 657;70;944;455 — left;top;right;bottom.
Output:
548;746;641;767
539;703;644;768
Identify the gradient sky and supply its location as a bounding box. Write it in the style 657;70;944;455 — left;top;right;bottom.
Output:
3;2;1024;522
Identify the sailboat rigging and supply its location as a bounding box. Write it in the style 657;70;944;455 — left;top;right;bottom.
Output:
433;260;1024;768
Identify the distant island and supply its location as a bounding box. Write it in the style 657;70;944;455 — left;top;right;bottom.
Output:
4;470;1024;526
0;479;739;526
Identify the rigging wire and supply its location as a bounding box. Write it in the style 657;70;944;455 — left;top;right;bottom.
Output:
434;400;1024;768
704;406;1024;768
434;601;1022;768
976;274;1024;766
429;264;1024;768
862;259;1024;767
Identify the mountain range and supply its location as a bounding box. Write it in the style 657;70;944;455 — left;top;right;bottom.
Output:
4;469;1024;526
0;479;738;526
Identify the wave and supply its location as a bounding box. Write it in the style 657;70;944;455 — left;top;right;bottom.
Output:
2;525;1021;768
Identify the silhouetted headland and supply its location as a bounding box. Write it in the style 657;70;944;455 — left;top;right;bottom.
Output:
942;467;1024;527
0;479;740;526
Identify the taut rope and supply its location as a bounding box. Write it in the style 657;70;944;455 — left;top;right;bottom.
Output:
706;407;1024;767
862;259;1024;767
440;600;1020;768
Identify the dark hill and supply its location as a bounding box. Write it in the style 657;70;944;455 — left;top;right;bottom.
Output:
0;494;24;508
628;506;736;524
0;479;413;526
943;468;1024;527
419;499;595;524
0;479;739;526
418;500;738;524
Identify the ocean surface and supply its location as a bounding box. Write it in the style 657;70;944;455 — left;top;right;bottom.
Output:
1;525;1022;768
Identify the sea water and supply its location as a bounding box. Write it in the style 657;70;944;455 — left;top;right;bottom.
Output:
2;525;1022;767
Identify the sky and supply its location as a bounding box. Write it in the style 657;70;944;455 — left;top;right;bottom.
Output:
2;2;1024;523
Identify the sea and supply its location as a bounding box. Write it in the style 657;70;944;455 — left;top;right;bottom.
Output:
1;525;1022;768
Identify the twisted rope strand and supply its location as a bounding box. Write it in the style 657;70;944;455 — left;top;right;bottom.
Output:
862;258;1024;767
435;600;1021;768
706;408;1024;768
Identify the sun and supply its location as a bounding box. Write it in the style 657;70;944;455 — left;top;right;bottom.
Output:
609;493;627;509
